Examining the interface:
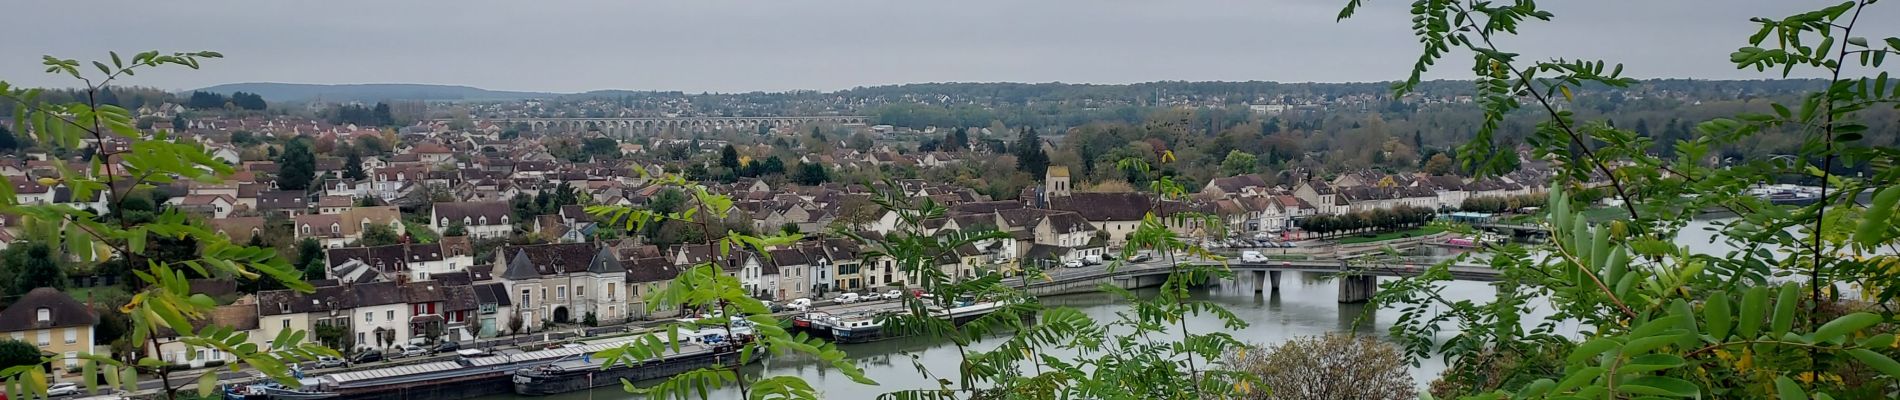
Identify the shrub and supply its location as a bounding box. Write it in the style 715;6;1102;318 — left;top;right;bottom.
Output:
1224;334;1413;400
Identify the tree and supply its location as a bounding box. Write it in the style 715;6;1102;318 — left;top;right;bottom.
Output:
0;339;41;369
1015;127;1049;178
1;243;67;297
444;221;467;237
1220;150;1257;176
276;138;317;191
372;102;395;126
1;50;333;400
0;124;17;151
949;127;969;151
230;91;267;110
848;132;875;151
170;114;187;131
791;162;829;185
1422;152;1456;175
507;314;525;336
296;238;326;281
1340;1;1900;399
343;151;367;180
719;144;741;171
356;224;401;247
1225;335;1413;400
186;90;227;109
780;223;800;235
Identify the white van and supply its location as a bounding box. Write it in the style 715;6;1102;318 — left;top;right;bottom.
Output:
832;293;860;304
787;298;812;311
1241;251;1269;263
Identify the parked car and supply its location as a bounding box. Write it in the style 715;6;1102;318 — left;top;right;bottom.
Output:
833;292;861;304
399;345;428;358
350;350;384;364
1083;255;1104;265
47;383;79;397
861;292;883;301
1253;232;1274;240
787;298;812;311
1241;251;1269;263
432;341;461;354
1130;252;1153;262
884;290;902;299
1062;259;1086;268
314;356;347;369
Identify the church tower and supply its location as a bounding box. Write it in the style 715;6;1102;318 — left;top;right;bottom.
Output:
1045;166;1071;199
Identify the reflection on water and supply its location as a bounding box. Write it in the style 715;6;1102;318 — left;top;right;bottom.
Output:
485;272;1497;400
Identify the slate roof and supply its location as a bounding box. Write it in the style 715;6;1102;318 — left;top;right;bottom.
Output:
434;201;511;224
0;288;97;332
625;257;680;284
500;242;605;280
1048;192;1153;221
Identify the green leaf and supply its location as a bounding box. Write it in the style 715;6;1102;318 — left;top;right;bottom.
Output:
1552;366;1603;392
1813;313;1881;343
198;372;217;397
1706;291;1734;339
1775;376;1808;400
1622;353;1686;373
1739;286;1769;338
1568;337;1619;365
1622;376;1699;397
1771;284;1800;337
1846;348;1900;377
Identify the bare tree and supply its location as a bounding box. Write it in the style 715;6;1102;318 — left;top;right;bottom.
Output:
1225;334;1414;400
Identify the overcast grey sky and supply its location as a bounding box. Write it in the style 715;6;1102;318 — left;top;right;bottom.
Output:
4;0;1891;93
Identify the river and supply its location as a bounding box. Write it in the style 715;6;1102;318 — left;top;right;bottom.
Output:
482;219;1771;400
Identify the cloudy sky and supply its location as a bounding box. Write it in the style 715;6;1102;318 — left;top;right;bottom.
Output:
3;0;1890;93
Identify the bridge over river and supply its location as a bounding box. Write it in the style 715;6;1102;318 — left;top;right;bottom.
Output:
1013;257;1499;303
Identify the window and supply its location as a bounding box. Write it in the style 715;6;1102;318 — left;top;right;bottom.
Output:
479;216;488;225
331;223;341;234
357;332;365;344
607;284;616;301
521;290;531;307
575;286;584;298
64;328;76;344
365;312;373;322
282;319;291;329
301;225;312;235
387;310;395;320
37;331;49;346
556;286;567;301
541;288;548;303
35;308;49;323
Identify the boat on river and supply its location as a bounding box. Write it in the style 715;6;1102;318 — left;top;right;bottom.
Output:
511;328;757;396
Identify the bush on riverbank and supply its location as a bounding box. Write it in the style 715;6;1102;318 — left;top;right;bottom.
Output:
1224;334;1414;400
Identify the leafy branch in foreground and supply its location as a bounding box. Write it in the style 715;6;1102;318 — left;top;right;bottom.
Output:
1342;0;1900;397
0;51;336;400
588;173;874;400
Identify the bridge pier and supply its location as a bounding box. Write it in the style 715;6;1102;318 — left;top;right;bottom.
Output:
1337;275;1377;303
1252;271;1282;293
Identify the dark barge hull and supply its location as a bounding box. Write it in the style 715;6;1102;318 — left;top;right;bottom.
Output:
511;349;749;396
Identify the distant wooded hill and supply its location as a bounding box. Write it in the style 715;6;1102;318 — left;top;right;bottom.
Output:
194;83;558;103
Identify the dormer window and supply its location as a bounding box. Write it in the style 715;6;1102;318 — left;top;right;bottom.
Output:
331;223;341;234
301;225;311;235
36;308;50;323
440;218;449;226
478;217;487;225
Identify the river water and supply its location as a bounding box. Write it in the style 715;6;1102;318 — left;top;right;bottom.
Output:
484;220;1769;400
488;273;1502;400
